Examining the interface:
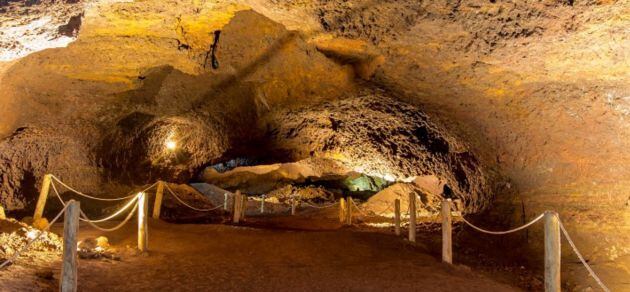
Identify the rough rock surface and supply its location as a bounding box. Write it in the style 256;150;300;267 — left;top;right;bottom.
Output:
247;1;629;287
0;5;355;209
0;0;85;61
1;0;628;289
262;88;492;213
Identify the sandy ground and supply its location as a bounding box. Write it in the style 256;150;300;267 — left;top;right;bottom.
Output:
1;213;520;292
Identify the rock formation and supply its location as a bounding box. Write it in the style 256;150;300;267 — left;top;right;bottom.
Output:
0;0;628;289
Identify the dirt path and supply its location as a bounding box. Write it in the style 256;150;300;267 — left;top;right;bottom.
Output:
35;218;518;292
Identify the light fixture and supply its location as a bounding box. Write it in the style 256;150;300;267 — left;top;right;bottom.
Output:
165;139;177;151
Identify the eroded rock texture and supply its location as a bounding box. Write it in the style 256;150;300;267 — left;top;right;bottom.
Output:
0;0;85;61
0;0;628;289
262;88;491;213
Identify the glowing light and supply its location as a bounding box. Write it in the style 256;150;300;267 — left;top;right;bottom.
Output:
25;229;39;240
165;139;177;151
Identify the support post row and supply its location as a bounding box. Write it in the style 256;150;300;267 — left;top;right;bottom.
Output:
346;197;353;225
137;192;148;252
291;196;297;216
34;174;52;222
233;190;242;223
544;211;561;292
441;199;452;264
60;200;79;292
408;193;416;242
394;199;401;236
339;198;346;223
152;181;164;219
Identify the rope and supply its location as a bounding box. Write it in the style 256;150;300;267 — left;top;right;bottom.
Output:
51;181;141;223
302;201;339;209
79;201;138;232
559;220;610;292
51;175;154;201
51;179;141;232
164;184;223;212
350;199;370;217
373;205;393;216
0;204;69;269
459;213;545;235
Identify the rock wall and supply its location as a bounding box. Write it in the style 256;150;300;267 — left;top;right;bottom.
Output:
0;3;354;210
0;0;627;289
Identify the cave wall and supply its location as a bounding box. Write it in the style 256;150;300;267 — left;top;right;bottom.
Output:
0;0;628;289
308;0;630;289
0;2;355;210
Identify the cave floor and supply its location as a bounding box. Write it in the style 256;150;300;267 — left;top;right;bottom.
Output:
6;216;522;291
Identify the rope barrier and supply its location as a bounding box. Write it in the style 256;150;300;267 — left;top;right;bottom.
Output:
164;184;223;212
302;201;339;209
79;203;138;232
50;180;145;232
51;175;154;201
459;213;545;235
559;220;610;292
349;199;370;217
0;204;69;269
51;181;141;223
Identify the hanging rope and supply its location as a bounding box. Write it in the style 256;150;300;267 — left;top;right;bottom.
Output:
0;204;69;269
78;203;138;232
50;175;154;201
164;184;223;212
559;220;610;292
458;213;544;235
349;199;370;217
301;201;339;209
51;180;141;223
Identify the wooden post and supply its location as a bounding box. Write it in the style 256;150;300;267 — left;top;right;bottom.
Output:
152;181;164;219
60;200;79;292
137;192;148;252
260;195;265;213
441;199;452;264
233;190;241;223
394;199;401;236
291;197;297;216
339;198;346;223
346;197;353;225
34;174;52;222
408;193;416;242
224;193;228;211
544;211;561;292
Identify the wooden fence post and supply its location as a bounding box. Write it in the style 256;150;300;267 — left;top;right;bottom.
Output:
346;197;353;226
152;181;164;219
260;195;265;213
544;211;561;292
408;194;416;242
394;199;401;236
233;190;242;223
34;174;52;222
291;197;297;216
60;200;79;292
224;193;228;211
137;192;148;252
441;199;452;264
339;198;346;223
